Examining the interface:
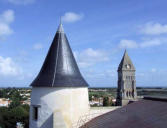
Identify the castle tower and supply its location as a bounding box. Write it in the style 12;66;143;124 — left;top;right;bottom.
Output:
116;50;137;106
29;23;89;128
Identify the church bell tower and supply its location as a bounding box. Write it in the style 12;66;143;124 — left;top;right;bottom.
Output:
116;50;137;106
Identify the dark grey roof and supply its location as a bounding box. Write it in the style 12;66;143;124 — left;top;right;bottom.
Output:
118;50;135;71
31;23;89;87
144;96;167;102
82;98;167;128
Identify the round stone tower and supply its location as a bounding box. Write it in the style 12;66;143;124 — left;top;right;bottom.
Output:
29;23;89;128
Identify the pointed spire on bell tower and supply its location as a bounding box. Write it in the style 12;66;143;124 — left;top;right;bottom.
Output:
118;50;135;71
124;48;127;53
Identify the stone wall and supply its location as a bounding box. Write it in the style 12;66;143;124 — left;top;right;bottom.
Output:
71;107;120;128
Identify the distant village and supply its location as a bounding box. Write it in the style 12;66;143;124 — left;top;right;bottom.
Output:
0;87;166;108
0;88;31;107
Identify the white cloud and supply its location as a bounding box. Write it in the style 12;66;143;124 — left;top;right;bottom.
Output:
0;56;22;76
119;38;165;49
0;9;14;23
140;39;162;48
0;23;13;36
62;12;84;23
140;22;167;35
151;68;157;73
119;22;167;49
7;0;35;5
33;43;43;50
75;48;109;68
119;39;138;49
0;10;14;38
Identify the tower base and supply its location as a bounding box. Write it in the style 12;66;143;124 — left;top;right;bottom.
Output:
29;87;89;128
116;99;138;106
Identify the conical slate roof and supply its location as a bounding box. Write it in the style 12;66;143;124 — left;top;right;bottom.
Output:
118;50;135;71
31;23;89;87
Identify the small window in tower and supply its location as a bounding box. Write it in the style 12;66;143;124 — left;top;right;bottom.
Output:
33;106;38;120
126;91;128;97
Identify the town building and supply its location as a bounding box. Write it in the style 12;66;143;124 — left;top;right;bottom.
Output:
116;50;137;106
0;98;11;107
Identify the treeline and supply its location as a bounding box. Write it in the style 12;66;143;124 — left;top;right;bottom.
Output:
0;88;30;100
0;88;29;128
0;105;29;128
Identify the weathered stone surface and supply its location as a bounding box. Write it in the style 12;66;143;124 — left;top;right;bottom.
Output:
116;50;137;106
29;87;89;128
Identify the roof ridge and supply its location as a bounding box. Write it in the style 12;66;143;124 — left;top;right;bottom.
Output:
51;31;61;87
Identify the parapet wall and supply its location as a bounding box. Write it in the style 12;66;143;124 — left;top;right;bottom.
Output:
71;107;120;128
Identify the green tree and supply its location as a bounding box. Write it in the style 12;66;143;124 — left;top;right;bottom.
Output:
0;105;29;128
103;97;109;106
0;88;30;128
9;99;21;109
0;107;8;128
89;94;92;101
103;97;113;106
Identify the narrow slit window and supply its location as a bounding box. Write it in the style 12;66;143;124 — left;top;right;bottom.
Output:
33;106;38;120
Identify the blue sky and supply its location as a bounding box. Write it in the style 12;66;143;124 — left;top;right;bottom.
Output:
0;0;167;87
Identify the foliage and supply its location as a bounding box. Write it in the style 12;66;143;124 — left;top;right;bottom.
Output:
9;99;21;109
91;104;98;107
89;90;116;99
103;97;110;106
0;105;29;128
89;94;92;101
103;96;115;106
0;88;30;128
